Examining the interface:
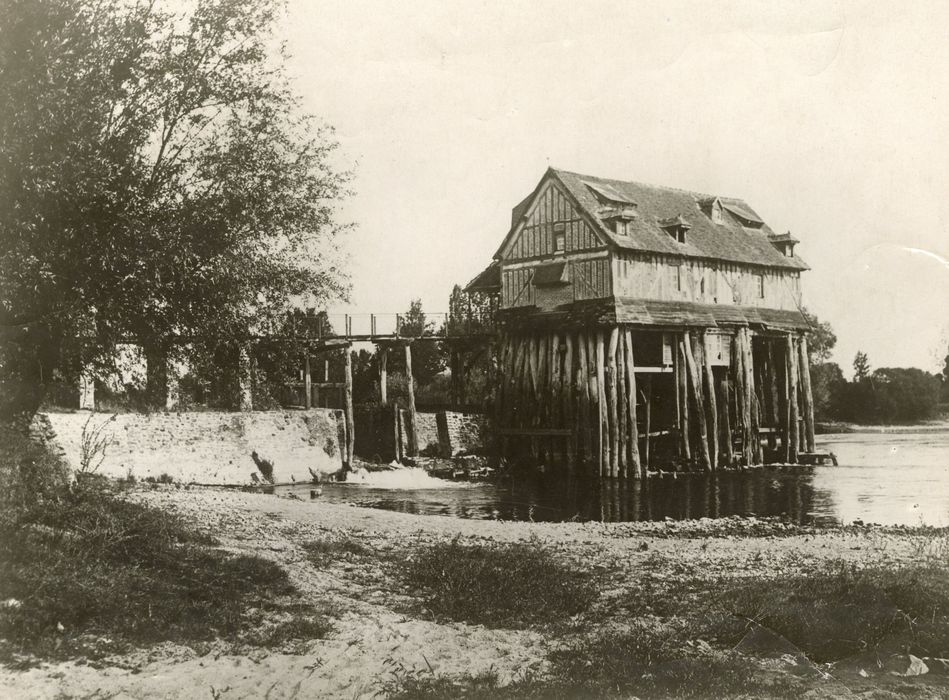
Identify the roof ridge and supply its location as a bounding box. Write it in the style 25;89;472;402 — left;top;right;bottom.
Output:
551;167;751;205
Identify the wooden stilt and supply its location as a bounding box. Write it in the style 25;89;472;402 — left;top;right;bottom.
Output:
721;377;734;466
616;330;628;478
786;334;800;464
767;340;780;428
701;331;719;470
737;329;754;466
643;376;652;472
304;353;312;409
550;333;562;429
606;328;619;477
746;331;762;465
678;336;692;462
799;335;816;453
684;331;711;471
595;330;606;477
378;347;388;405
344;349;354;468
576;331;591;467
624;329;642;479
404;343;418;457
563;333;575;471
673;332;682;459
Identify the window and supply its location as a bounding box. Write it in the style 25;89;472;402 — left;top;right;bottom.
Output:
700;276;705;296
712;202;723;224
669;264;682;293
755;273;765;299
553;223;566;252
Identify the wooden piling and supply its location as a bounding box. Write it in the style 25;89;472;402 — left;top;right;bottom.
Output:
786;334;799;463
563;333;575;470
616;330;628;478
720;377;733;465
606;328;620;477
304;353;312;409
378;347;387;405
799;335;816;453
344;348;354;468
624;329;642;478
576;331;591;466
677;336;692;461
404;343;418;457
595;330;606;477
643;376;652;472
683;331;711;471
701;331;719;470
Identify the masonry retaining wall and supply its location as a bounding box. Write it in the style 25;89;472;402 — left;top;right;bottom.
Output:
44;409;343;485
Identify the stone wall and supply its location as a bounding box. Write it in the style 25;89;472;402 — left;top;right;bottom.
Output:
44;409;343;485
441;411;490;455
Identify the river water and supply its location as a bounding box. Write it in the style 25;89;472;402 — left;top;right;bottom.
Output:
285;431;949;527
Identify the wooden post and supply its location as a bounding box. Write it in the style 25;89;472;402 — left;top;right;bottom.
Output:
304;352;312;409
746;330;762;464
738;329;754;466
344;348;354;468
616;330;627;478
378;347;388;405
576;330;590;466
238;344;253;411
678;337;691;462
643;376;652;472
786;334;799;464
595;330;606;477
606;327;620;477
563;333;575;471
720;377;733;466
624;329;642;479
683;331;711;471
701;330;719;470
405;343;418;457
799;335;816;453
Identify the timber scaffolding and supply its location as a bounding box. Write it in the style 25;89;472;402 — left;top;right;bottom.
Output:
494;322;817;478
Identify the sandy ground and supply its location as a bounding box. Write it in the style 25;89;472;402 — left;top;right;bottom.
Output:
2;487;948;699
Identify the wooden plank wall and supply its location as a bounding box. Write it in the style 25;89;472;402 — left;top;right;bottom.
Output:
501;257;611;308
612;254;802;310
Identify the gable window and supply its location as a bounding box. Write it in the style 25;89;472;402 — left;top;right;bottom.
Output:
553;223;566;252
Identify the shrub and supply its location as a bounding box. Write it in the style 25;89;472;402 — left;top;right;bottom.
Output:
303;536;372;565
0;430;328;664
396;537;594;628
711;561;949;662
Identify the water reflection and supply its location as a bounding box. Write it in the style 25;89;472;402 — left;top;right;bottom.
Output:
283;431;949;526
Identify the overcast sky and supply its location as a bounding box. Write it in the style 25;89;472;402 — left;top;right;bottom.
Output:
278;0;949;374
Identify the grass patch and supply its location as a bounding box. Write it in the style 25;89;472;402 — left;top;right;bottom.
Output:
302;536;372;565
379;626;805;699
0;425;333;665
395;537;595;629
709;561;949;662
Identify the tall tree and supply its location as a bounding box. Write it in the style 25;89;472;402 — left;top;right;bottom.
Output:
802;307;836;364
853;351;871;382
0;0;351;424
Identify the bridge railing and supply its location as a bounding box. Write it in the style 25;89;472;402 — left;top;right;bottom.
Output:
309;311;496;340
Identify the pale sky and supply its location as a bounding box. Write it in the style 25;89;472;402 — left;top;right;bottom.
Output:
279;0;949;374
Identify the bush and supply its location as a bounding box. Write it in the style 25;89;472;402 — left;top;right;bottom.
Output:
831;368;942;424
711;561;949;662
396;538;594;629
303;536;372;565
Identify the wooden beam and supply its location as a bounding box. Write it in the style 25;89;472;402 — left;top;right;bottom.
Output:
607;327;620;478
677;336;691;462
405;343;418;457
595;330;606;478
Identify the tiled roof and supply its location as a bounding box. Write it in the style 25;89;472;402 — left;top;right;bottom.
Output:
464;260;501;293
550;169;809;271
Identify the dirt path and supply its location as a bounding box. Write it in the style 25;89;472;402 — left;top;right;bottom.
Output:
2;487;946;699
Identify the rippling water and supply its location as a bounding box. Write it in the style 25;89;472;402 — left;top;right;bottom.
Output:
283;431;949;526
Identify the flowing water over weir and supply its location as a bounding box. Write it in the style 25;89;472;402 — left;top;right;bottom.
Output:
281;432;949;527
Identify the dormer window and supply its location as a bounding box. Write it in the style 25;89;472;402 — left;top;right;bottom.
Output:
659;215;691;244
712;203;723;224
602;207;638;237
768;231;799;258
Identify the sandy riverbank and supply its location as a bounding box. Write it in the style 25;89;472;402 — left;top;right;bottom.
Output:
3;486;948;699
